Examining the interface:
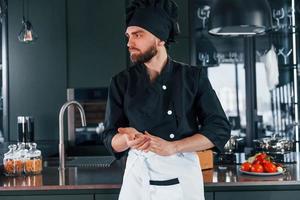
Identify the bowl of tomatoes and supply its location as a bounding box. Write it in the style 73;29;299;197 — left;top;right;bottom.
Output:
239;152;285;176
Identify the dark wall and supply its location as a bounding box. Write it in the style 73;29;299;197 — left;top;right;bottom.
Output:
8;0;67;141
66;0;190;89
168;0;190;64
67;0;127;88
5;0;191;142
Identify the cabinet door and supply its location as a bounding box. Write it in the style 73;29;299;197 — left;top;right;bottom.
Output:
8;0;67;141
168;0;190;65
96;193;211;200
95;194;119;200
173;0;189;37
169;38;190;64
67;0;126;88
215;191;300;200
205;192;214;200
0;195;93;200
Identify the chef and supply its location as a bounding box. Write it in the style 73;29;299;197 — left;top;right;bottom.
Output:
101;0;231;199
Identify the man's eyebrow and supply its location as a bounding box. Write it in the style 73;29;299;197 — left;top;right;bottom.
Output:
125;30;144;36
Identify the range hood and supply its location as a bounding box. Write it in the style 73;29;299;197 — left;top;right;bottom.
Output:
208;0;272;36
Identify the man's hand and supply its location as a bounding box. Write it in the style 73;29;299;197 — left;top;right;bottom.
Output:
118;127;150;150
144;131;177;156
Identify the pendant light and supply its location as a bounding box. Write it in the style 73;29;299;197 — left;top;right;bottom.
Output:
208;0;272;36
18;0;38;43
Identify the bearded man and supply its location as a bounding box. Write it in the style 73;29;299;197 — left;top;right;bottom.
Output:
101;0;230;199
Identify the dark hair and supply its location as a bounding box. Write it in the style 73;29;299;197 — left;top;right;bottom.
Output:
126;0;180;45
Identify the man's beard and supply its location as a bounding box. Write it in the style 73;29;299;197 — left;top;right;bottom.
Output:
130;45;157;64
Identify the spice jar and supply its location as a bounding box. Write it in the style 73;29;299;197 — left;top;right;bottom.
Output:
3;144;23;176
24;143;42;175
16;142;29;174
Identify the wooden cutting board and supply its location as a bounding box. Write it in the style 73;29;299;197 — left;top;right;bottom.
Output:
197;150;213;170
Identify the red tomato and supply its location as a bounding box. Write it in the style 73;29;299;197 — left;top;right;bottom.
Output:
241;162;252;172
260;159;268;164
251;163;264;173
256;153;267;161
252;159;262;165
263;162;277;173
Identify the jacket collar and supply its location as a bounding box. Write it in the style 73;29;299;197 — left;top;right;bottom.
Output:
141;57;174;84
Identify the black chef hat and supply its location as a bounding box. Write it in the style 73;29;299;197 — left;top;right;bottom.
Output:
126;0;180;44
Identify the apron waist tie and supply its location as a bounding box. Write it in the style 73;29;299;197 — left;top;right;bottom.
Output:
129;150;155;200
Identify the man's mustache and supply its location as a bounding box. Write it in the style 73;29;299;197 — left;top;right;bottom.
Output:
129;48;140;52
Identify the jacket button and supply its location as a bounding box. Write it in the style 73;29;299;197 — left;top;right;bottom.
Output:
162;85;167;90
167;110;172;115
169;134;175;139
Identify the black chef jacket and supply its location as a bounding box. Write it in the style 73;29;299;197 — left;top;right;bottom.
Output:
101;58;231;159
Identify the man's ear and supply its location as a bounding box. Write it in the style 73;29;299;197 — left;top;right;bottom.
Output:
157;39;165;47
157;38;166;46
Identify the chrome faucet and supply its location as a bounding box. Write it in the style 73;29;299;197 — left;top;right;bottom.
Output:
59;100;86;170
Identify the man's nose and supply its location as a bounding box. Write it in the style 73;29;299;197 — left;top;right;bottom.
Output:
127;37;133;48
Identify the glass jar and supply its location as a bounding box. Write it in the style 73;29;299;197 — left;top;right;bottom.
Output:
3;144;24;176
24;143;42;175
16;142;29;174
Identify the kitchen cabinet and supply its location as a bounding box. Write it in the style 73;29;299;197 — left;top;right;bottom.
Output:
0;192;225;200
67;0;126;88
2;0;193;142
95;194;118;200
168;0;191;64
205;192;214;200
5;0;127;141
7;0;67;141
215;191;300;200
0;195;93;200
173;0;189;37
168;37;190;64
94;192;214;200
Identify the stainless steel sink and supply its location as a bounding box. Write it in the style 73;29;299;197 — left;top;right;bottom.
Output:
44;156;115;168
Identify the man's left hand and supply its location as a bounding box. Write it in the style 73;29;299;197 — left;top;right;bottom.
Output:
144;131;177;156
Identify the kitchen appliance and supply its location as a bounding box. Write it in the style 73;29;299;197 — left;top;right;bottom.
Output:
17;116;34;146
252;135;296;163
67;88;108;146
224;135;245;153
215;133;246;164
253;136;294;153
215;153;236;164
208;0;273;36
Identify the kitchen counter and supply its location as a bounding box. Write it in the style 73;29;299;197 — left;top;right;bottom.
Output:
0;154;300;200
0;156;300;191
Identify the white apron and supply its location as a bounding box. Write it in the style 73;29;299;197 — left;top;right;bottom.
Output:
118;149;205;200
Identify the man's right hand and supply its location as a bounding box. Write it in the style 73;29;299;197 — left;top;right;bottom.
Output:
118;127;150;150
111;127;150;153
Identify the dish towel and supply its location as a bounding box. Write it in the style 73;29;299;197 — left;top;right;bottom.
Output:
261;45;279;90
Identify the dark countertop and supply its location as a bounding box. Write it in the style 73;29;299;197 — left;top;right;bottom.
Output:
1;155;300;194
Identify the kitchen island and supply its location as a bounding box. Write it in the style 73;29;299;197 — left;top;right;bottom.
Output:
0;155;300;200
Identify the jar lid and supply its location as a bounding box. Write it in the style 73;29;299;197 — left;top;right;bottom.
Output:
27;143;41;157
15;142;28;158
4;144;17;159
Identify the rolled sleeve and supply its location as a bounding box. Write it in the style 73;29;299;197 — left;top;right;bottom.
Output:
100;76;129;159
102;128;128;159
